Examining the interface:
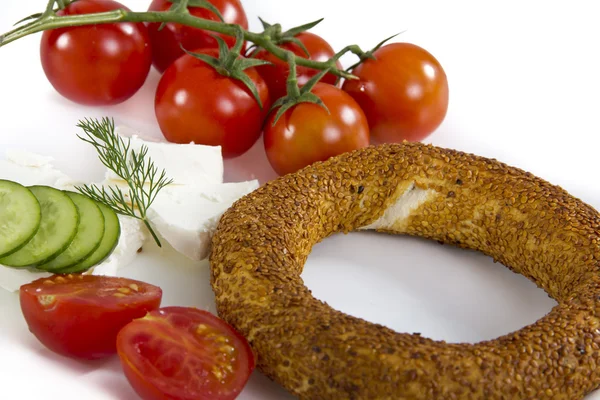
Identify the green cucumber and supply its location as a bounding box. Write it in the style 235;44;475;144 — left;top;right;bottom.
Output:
0;180;41;258
0;186;79;267
55;202;120;274
38;191;105;272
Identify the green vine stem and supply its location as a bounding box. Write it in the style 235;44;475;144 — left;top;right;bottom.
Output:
0;0;362;80
283;51;302;99
268;51;331;125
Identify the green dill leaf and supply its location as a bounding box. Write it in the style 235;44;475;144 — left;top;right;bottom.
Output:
75;117;173;248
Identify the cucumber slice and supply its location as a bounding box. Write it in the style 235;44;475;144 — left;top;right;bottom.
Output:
56;203;121;274
0;186;79;267
0;180;41;258
38;192;105;272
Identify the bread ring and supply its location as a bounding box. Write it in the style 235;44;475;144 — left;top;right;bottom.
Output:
209;142;600;400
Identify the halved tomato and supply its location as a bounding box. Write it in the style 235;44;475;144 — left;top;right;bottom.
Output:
19;274;162;360
117;307;255;400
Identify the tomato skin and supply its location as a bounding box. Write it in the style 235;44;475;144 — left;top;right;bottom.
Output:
264;83;370;176
155;49;270;158
117;307;255;400
19;275;162;360
342;42;449;143
40;0;152;106
147;0;248;73
254;32;343;101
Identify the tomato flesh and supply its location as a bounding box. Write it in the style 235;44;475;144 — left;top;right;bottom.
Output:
342;42;449;143
117;307;255;400
19;274;162;360
255;32;342;101
40;0;152;106
147;0;248;73
155;48;270;158
264;83;370;176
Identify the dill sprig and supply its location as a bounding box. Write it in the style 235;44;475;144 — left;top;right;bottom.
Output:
74;117;173;247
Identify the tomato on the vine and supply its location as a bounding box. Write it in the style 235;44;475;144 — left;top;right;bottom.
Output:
147;0;248;73
20;274;162;360
40;0;152;106
155;48;270;158
264;83;370;176
117;307;255;400
254;32;343;101
342;42;449;143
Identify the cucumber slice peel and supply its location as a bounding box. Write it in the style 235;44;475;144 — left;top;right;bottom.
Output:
0;180;41;258
56;202;121;274
0;186;79;267
38;191;105;272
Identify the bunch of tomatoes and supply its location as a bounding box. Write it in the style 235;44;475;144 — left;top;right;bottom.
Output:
40;0;449;176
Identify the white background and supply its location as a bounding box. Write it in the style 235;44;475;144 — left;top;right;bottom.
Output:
1;1;600;399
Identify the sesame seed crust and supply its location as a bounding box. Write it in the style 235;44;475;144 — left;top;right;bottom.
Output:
209;142;600;399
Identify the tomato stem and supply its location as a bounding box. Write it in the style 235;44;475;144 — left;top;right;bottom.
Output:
0;6;360;80
182;33;271;108
268;50;331;126
332;45;365;62
43;0;57;17
284;51;302;98
171;0;190;13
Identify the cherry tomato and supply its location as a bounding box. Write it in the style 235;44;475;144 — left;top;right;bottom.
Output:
19;274;162;360
342;42;449;143
264;83;370;176
155;49;270;158
117;307;255;400
147;0;248;73
254;32;343;101
40;0;152;106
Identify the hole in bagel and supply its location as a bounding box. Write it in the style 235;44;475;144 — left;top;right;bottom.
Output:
302;231;557;344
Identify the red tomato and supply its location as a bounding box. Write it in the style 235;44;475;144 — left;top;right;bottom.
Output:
147;0;248;73
40;0;152;106
342;42;449;143
264;83;370;176
20;274;162;360
254;32;343;101
155;49;270;158
117;307;255;400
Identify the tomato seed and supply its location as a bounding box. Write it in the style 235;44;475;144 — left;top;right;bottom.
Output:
38;295;56;307
211;366;224;380
222;345;236;354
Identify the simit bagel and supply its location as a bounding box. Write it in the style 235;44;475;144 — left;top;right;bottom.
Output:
209;142;600;399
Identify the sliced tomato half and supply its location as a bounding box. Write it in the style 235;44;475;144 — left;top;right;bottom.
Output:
20;274;163;360
117;307;255;400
